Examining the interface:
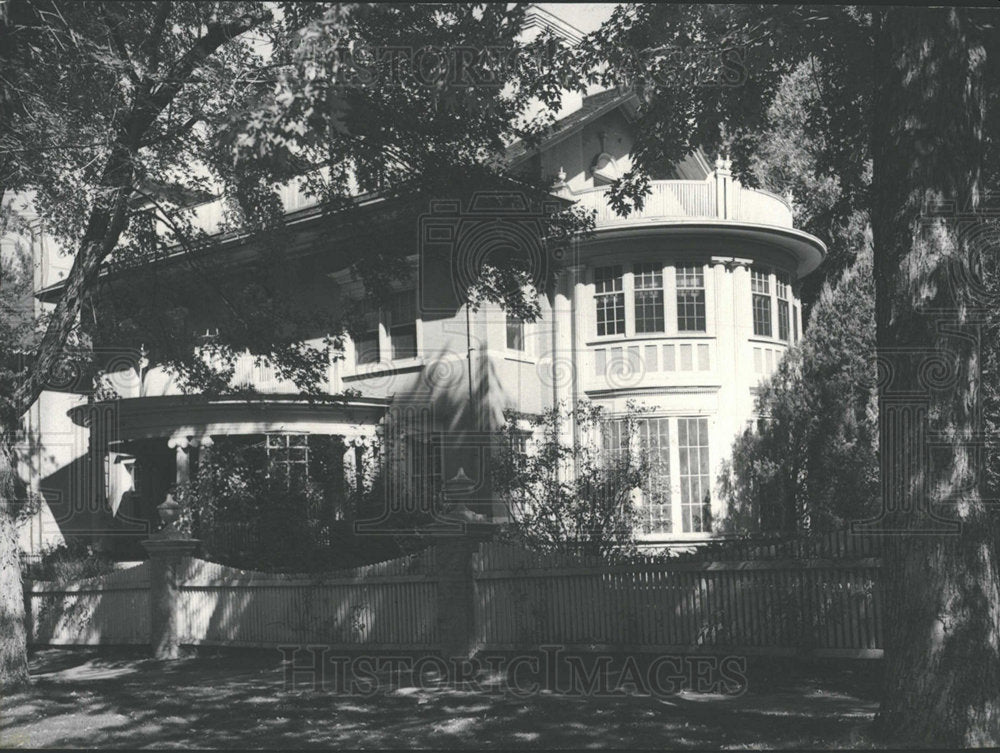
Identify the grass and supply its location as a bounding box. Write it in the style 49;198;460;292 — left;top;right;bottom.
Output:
0;648;884;749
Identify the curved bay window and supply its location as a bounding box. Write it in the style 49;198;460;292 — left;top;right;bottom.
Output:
600;415;711;536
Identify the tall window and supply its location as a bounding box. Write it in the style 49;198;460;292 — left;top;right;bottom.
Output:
793;304;800;343
676;265;706;332
355;301;380;365
388;291;417;360
633;263;664;334
354;291;418;364
636;418;671;535
751;268;772;337
602;417;672;535
594;266;625;336
506;312;525;351
678;418;711;533
267;433;310;489
776;272;790;342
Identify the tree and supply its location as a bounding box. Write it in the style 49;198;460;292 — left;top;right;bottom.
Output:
0;1;585;688
0;0;277;688
493;401;650;559
563;5;1000;745
719;245;878;534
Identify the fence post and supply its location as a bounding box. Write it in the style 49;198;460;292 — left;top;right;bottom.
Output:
433;535;476;661
141;494;200;660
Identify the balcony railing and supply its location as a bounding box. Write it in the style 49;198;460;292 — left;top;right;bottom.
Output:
556;174;793;230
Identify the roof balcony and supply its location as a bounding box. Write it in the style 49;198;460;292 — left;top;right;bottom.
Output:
555;163;794;231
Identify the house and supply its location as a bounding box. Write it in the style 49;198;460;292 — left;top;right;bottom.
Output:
17;7;825;557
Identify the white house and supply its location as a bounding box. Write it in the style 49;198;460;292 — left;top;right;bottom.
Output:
18;7;825;556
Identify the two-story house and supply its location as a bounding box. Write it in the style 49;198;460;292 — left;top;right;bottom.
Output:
18;9;825;557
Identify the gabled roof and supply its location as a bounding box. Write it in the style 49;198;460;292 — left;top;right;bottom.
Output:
506;88;640;165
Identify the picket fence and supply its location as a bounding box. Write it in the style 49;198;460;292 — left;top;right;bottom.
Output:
27;531;883;657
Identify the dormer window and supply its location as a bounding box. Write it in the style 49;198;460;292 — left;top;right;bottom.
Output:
591;152;620;186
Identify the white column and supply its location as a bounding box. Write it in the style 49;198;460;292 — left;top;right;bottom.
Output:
714;156;733;219
551;266;577;479
167;435;193;486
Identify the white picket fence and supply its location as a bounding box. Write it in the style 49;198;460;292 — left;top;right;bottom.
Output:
28;550;439;649
27;532;883;657
30;562;151;645
472;541;881;657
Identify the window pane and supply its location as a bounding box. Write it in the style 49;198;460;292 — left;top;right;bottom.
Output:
752;294;772;337
388;292;417;360
594;266;625;336
390;327;416;359
678;418;711;533
356;334;380;364
506;314;525;351
637;417;671;535
676;265;706;332
267;434;310;490
633;263;664;334
777;299;790;341
356;300;381;364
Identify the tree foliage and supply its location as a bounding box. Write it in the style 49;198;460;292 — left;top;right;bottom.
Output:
720;245;878;533
493;401;650;559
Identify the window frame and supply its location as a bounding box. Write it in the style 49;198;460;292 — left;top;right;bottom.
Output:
349;289;422;369
776;272;791;342
677;417;712;534
266;433;311;490
505;311;526;352
594;265;626;337
591;262;712;341
599;414;713;538
675;264;707;333
751;267;773;338
632;262;666;335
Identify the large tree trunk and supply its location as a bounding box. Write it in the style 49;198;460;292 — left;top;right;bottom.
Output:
0;430;28;688
873;8;1000;746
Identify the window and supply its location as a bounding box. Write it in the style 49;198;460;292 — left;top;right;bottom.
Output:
678;418;711;533
594;266;625;336
793;304;800;343
354;291;419;365
751;268;772;337
676;265;706;332
388;291;417;360
355;301;380;365
633;263;664;334
602;417;672;535
636;418;671;535
267;434;310;489
506;312;525;351
776;272;790;342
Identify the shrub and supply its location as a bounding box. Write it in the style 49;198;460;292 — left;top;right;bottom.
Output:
23;540;118;583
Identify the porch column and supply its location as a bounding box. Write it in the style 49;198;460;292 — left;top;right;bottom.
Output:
167;435;193;485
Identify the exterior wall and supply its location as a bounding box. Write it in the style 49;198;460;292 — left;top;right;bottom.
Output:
539;108;636;190
21;102;822;553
